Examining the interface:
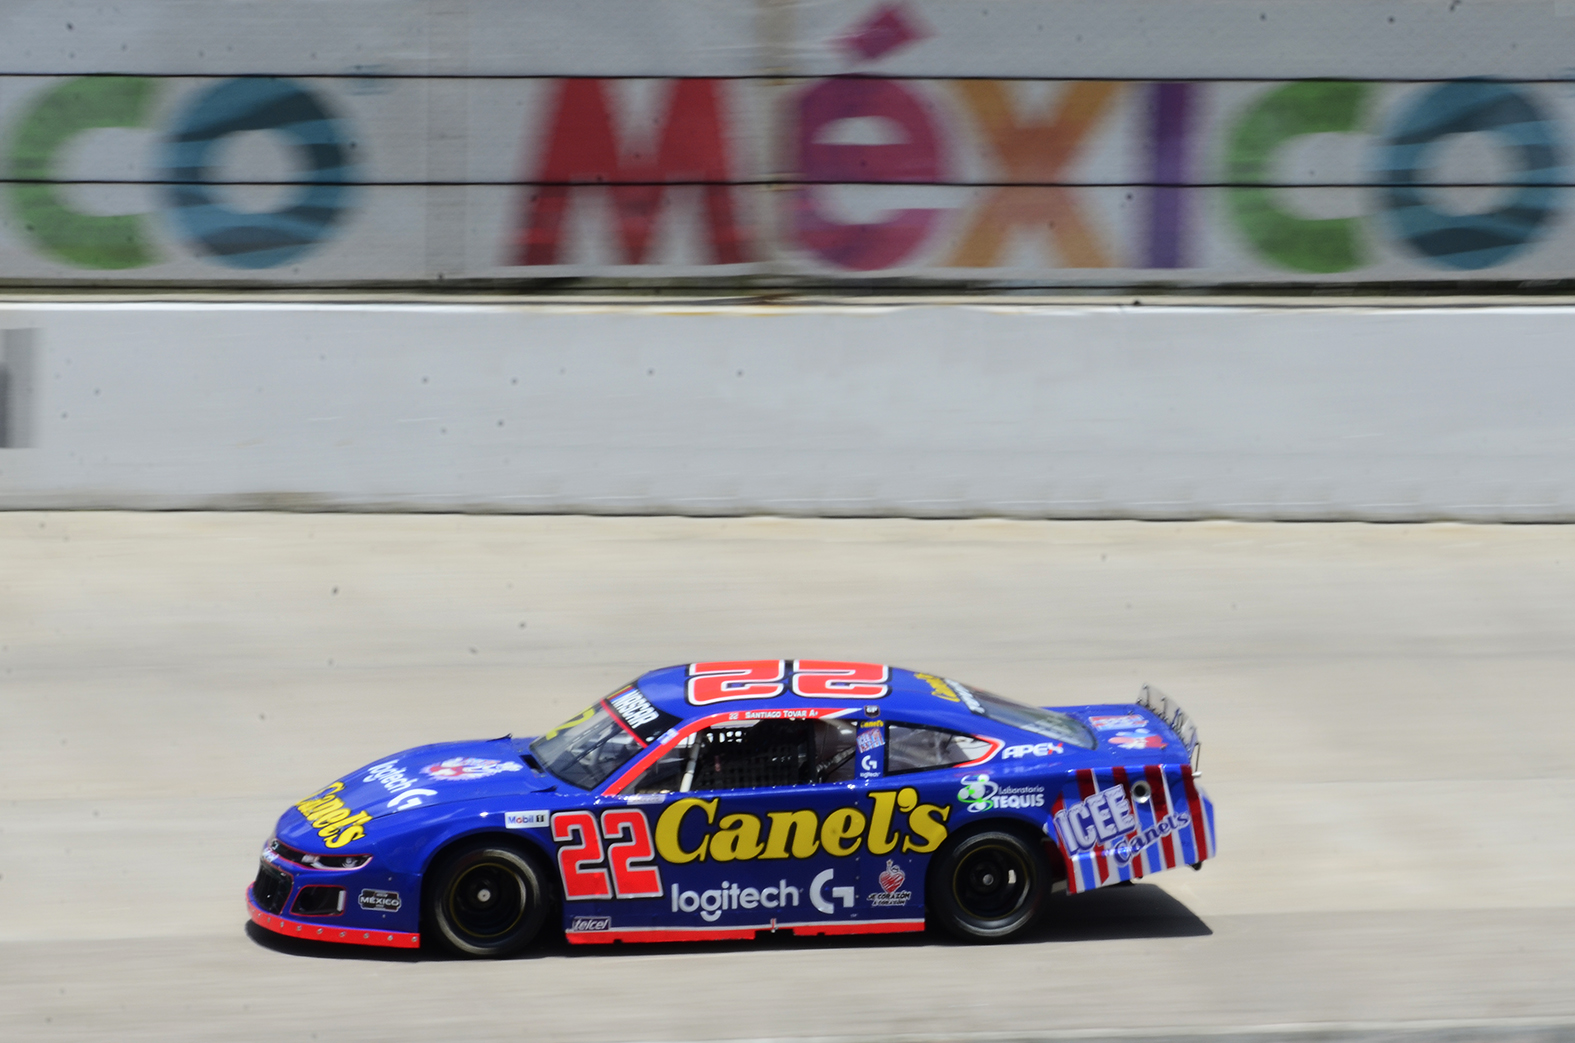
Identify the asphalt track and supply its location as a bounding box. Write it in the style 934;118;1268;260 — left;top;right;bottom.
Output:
2;512;1573;1043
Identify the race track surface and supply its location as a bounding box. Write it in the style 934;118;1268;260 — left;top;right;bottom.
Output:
2;512;1572;1043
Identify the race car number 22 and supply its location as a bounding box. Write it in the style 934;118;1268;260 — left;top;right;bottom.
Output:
551;810;664;901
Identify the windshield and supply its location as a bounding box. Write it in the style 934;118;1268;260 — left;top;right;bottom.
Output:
530;684;681;790
946;679;1097;749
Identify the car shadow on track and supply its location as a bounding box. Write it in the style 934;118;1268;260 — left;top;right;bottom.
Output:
244;882;1208;962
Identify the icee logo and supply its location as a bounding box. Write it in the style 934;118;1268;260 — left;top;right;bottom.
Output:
1053;785;1136;855
1051;783;1193;864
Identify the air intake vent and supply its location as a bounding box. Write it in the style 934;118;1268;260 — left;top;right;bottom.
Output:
291;885;345;917
254;863;292;914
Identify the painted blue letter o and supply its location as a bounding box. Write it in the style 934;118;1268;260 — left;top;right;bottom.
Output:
1376;80;1564;271
163;78;356;269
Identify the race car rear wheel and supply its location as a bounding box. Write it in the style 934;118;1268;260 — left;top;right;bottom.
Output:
928;828;1047;942
425;839;551;958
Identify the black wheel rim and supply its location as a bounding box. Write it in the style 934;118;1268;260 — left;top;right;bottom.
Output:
953;842;1031;921
447;860;527;940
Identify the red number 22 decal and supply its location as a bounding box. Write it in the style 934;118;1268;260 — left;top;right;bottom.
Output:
551;809;663;901
686;660;786;705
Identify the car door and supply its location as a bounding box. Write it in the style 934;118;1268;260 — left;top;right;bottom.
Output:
564;713;877;941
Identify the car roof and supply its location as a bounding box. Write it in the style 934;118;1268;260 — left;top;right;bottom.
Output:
632;661;994;729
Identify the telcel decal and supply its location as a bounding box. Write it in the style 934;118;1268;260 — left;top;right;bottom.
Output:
957;773;1045;812
653;788;951;863
1088;714;1147;730
1053;784;1192;865
294;782;372;848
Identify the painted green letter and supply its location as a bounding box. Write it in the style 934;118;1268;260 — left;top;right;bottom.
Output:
6;77;160;269
1223;81;1370;273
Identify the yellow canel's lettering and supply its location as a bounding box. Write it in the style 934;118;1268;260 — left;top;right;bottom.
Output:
914;673;958;701
902;804;951;853
708;813;764;861
820;807;867;857
311;805;350;828
865;790;902;856
761;810;820;859
324;823;365;848
294;782;344;815
320;810;370;841
654;797;718;864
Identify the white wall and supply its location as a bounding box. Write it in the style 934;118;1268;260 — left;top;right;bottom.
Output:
3;300;1573;521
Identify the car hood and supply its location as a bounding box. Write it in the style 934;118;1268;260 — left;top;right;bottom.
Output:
309;737;556;821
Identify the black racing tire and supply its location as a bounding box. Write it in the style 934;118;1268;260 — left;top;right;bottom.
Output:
424;838;552;958
927;828;1049;942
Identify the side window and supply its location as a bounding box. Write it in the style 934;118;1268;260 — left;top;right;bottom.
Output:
626;719;858;793
886;723;992;775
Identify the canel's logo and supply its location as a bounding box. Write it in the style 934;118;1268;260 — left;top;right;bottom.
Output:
6;77;357;271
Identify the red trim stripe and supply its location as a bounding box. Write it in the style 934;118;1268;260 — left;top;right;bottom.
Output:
1047;793;1083;892
1110;765;1141;879
601;699;648;747
1073;769;1110;886
1180;764;1210;861
566;919;925;945
602;707;854;796
1146;763;1178;870
247;886;420;949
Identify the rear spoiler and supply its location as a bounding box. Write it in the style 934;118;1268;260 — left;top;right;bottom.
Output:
1137;685;1201;774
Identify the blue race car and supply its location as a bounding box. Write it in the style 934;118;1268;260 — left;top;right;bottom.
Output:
248;661;1213;956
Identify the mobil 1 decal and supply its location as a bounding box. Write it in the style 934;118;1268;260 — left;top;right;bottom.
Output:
549;786;950;928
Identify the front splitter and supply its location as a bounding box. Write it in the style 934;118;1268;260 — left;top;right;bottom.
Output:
246;885;421;949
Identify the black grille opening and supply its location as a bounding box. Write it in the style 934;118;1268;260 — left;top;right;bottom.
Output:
291;885;345;917
254;863;293;914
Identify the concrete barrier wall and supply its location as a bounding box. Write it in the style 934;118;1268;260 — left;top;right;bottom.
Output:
7;0;1575;287
2;300;1573;520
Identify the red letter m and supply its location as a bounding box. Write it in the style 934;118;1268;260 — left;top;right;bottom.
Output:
513;79;748;266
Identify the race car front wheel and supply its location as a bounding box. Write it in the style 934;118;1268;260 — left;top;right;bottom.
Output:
425;839;551;957
928;828;1048;942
